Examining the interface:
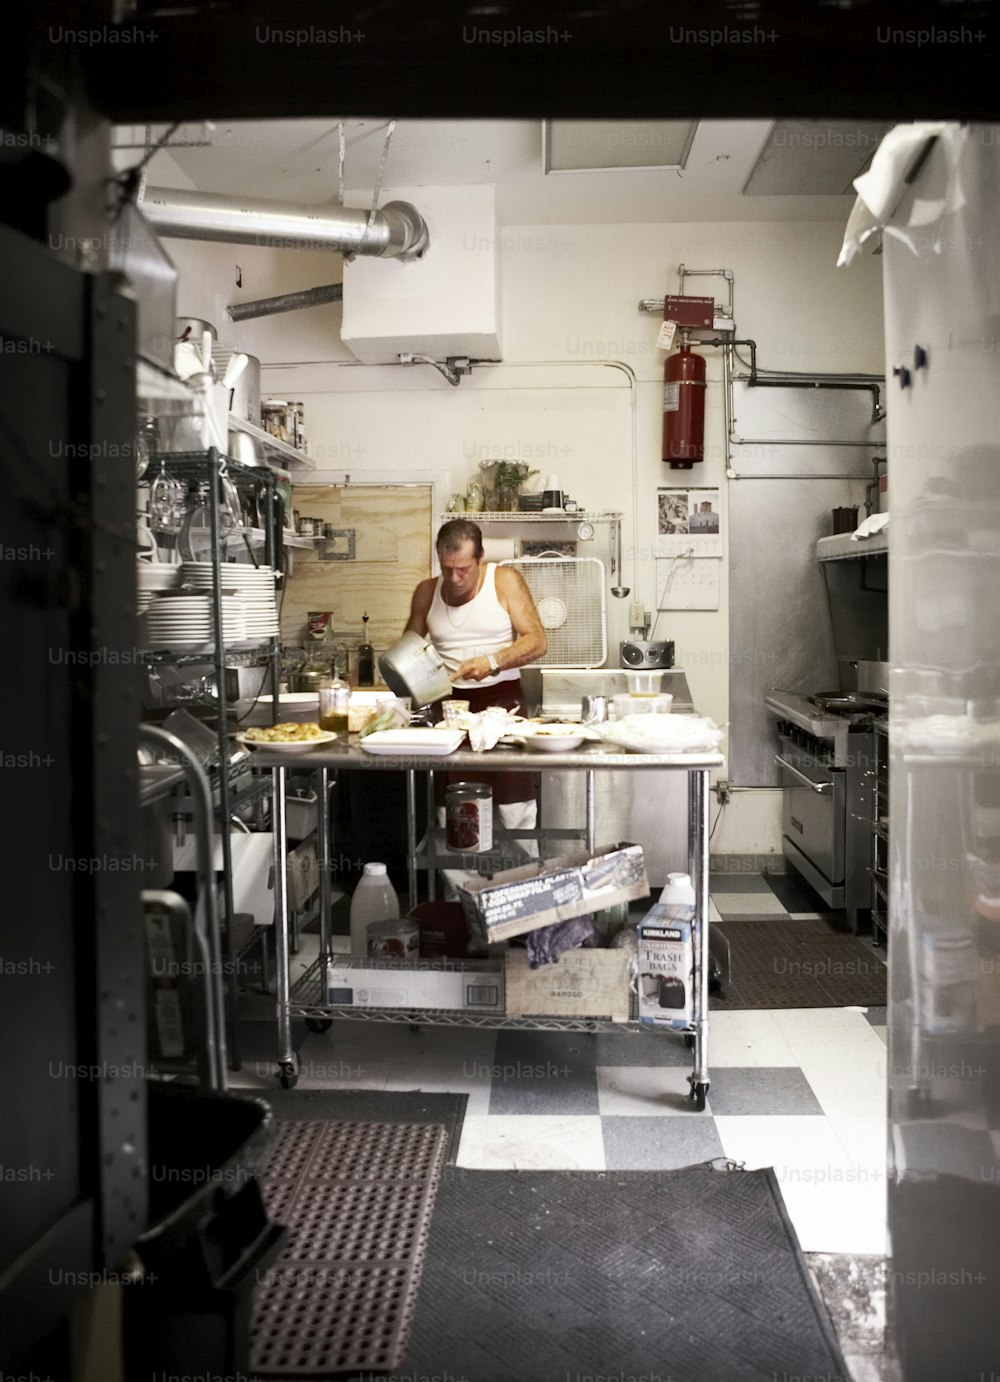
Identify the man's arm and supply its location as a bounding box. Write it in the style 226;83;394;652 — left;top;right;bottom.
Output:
403;578;436;637
456;566;547;681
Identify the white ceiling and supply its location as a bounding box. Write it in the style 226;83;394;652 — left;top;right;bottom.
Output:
118;117;880;224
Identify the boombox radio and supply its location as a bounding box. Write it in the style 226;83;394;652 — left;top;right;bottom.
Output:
619;640;675;670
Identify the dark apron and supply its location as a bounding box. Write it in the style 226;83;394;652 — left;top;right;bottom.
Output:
434;677;538;805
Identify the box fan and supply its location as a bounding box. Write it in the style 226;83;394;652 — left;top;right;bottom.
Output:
501;555;607;667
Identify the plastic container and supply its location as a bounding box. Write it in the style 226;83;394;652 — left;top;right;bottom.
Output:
624;669;660;696
658;871;697;907
407;900;470;958
612;693;673;719
350;862;400;955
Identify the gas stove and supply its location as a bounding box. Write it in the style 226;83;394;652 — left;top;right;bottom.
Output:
765;687;879;929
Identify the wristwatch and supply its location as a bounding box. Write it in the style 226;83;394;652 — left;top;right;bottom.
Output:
486;654;500;674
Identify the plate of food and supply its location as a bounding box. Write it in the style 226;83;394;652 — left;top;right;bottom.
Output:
235;723;338;753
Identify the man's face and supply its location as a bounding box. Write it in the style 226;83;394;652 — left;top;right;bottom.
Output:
438;539;481;601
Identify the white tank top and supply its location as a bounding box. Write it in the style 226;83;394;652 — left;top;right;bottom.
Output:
426;563;519;689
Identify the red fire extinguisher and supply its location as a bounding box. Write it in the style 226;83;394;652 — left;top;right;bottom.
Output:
663;331;706;469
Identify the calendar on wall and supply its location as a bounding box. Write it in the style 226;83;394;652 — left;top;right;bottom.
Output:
654;487;723;559
655;555;720;611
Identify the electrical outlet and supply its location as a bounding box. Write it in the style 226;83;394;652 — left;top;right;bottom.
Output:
715;779;731;805
628;601;645;628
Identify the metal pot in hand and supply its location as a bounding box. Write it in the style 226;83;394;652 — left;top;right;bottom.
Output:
378;632;452;706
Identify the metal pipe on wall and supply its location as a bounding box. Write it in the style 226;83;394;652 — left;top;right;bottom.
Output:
139;185;429;259
228;283;343;321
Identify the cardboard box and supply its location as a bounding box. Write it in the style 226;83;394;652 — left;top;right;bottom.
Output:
504;948;631;1021
287;836;319;912
637;902;695;1029
457;842;649;946
326;957;504;1013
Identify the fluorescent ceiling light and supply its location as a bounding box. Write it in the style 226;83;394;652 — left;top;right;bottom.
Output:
543;120;697;173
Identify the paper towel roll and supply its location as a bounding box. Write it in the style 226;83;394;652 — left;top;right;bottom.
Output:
483;537;517;563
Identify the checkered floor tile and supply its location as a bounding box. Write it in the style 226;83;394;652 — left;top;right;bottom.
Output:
232;872;888;1256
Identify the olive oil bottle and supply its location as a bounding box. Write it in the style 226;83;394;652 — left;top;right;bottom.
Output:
357;612;375;687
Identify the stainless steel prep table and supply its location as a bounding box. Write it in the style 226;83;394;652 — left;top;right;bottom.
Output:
253;739;724;1104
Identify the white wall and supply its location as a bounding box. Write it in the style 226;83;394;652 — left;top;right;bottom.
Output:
152;166;885;854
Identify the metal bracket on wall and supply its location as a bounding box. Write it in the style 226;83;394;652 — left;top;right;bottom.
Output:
318;529;357;561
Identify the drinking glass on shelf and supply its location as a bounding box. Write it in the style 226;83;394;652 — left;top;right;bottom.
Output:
149;461;186;533
218;461;243;535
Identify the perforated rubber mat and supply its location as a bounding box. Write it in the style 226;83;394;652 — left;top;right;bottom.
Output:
250;1120;448;1377
711;917;887;1008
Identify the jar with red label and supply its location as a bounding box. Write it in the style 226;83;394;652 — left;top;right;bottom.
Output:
445;782;493;853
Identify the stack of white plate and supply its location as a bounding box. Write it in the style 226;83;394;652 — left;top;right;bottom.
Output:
181;562;280;641
137;561;180;616
138;561;181;592
144;594;249;647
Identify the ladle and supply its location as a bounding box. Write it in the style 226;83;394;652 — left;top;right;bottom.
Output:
610;516;630;598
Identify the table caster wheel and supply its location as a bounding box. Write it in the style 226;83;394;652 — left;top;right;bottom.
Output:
278;1056;300;1089
684;1034;695;1049
688;1081;709;1112
305;1017;333;1034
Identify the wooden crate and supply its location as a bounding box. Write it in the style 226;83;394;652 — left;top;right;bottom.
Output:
504;948;630;1022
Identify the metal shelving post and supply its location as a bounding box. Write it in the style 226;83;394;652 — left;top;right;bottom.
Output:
148;450;281;1070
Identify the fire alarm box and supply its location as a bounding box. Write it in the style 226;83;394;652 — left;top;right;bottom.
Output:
663;295;715;329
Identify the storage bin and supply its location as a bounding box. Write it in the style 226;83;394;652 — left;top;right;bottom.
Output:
285;790;318;841
123;1083;287;1382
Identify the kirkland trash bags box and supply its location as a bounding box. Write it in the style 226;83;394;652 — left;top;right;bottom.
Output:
637;902;695;1028
505;949;631;1021
457;842;649;946
327;957;505;1013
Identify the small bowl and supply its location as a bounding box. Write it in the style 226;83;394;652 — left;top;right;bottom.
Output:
521;723;585;752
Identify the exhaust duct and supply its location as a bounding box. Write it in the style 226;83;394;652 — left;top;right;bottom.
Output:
138;185;429;259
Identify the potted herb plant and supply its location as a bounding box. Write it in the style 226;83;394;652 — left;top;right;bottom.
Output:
488;461;538;511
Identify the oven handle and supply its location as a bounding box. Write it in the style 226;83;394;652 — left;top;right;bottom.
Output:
774;753;834;794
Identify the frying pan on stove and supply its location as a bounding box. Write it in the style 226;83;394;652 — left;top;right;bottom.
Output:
814;691;888;713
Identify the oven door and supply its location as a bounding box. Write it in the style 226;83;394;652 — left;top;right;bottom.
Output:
775;736;845;904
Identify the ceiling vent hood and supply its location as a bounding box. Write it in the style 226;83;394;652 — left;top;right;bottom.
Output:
340;184;502;367
138;185;429;259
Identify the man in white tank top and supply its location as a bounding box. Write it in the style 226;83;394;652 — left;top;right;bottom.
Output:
404;520;548;881
406;519;547;695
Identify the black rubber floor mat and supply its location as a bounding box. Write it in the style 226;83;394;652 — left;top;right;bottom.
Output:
250;1120;448;1377
710;916;887;1009
260;1090;468;1166
401;1164;850;1382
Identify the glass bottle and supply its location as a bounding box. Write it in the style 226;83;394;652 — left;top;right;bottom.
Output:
318;678;350;732
357;612;375;687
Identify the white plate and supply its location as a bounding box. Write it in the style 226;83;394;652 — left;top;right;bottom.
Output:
235;729;338;753
360;729;465;756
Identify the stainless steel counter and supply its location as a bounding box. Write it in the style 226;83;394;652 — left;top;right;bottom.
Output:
260;734;721;1101
247;740;723;772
